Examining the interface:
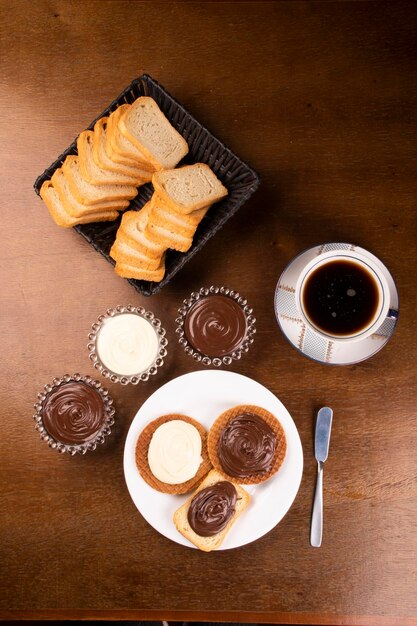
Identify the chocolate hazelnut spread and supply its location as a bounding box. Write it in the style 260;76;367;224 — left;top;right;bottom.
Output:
42;381;106;445
184;295;247;357
218;412;277;478
187;481;237;537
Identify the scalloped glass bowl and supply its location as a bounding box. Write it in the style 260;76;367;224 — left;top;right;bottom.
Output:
175;286;256;367
87;305;168;385
32;373;115;456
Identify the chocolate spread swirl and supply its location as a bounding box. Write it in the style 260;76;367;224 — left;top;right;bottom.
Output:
42;382;106;445
187;481;237;537
218;413;277;478
184;295;247;357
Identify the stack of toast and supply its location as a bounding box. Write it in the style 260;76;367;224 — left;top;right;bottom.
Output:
110;163;228;281
40;96;228;283
40;97;188;227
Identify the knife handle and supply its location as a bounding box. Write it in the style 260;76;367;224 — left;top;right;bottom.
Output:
310;461;323;547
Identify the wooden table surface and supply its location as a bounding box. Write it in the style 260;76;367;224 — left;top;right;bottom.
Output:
1;1;417;624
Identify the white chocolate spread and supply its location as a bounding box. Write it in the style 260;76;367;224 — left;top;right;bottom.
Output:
96;313;158;376
148;420;202;484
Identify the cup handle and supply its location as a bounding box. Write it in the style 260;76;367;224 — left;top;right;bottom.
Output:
387;308;399;320
372;308;398;339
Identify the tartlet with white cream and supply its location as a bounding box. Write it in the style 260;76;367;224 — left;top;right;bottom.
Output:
135;414;212;494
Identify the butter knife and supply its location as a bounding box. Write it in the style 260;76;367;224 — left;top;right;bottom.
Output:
310;406;333;547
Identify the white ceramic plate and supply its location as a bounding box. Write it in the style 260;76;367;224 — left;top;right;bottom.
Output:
123;370;303;550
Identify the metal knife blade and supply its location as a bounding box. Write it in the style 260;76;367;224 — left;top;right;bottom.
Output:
311;406;333;547
315;407;333;462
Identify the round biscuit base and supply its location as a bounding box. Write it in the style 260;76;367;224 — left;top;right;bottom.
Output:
207;404;287;485
135;414;212;494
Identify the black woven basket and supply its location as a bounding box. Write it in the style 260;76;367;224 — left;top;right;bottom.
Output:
34;74;260;296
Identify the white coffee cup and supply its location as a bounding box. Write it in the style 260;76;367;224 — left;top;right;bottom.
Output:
295;248;393;342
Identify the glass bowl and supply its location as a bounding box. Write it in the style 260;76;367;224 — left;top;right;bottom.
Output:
32;373;115;456
175;286;256;367
87;305;168;384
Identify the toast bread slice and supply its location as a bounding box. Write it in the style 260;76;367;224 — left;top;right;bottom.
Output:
119;97;189;171
152;163;227;214
92;118;152;181
136;200;193;252
62;156;137;205
40;181;119;228
150;207;197;239
150;194;209;238
173;469;250;552
77;130;147;186
107;106;154;170
110;238;164;270
116;228;166;261
152;193;210;224
51;168;128;218
144;220;193;253
117;210;166;259
114;259;166;282
105;110;142;168
136;201;153;230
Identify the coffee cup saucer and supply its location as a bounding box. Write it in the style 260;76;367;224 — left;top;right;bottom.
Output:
274;243;399;365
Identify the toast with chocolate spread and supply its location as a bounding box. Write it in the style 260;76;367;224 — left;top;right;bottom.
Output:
173;469;250;552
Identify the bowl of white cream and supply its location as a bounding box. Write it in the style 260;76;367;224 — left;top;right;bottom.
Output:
87;305;168;384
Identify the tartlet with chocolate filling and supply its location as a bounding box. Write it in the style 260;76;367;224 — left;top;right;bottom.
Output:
207;404;287;484
135;414;212;494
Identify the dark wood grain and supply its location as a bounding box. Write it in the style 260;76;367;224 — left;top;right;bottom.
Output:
1;1;417;624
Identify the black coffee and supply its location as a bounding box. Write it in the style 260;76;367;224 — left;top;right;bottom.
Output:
302;259;380;336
